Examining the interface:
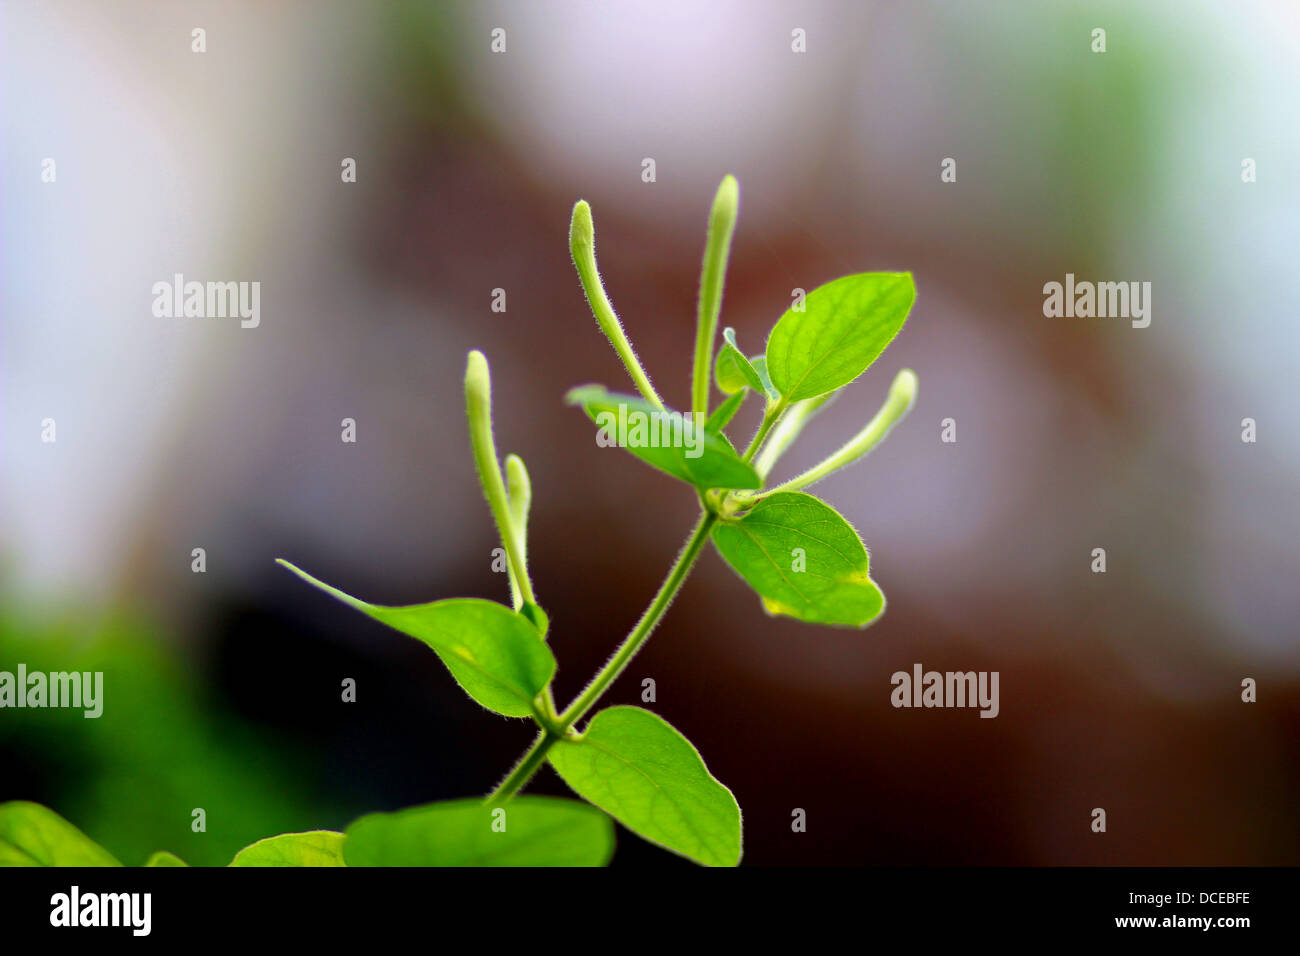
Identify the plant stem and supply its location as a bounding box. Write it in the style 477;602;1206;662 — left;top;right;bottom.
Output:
560;511;717;726
486;728;556;804
570;201;665;410
741;398;788;462
485;511;719;803
753;394;831;479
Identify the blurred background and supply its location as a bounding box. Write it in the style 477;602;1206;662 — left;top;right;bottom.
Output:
2;0;1297;866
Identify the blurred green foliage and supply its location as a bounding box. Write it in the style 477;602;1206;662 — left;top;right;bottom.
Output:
0;605;345;866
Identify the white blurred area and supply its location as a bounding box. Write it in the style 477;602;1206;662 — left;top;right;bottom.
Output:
2;0;1297;685
2;1;480;604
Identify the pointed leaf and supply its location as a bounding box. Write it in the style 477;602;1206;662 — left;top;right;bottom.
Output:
344;796;613;867
748;355;778;400
278;561;555;717
765;272;915;401
715;328;765;395
711;491;885;627
521;600;549;637
548;706;741;867
230;831;346;867
567;386;760;490
0;801;122;866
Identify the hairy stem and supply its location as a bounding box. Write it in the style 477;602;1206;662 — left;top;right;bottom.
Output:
741;397;788;462
485;511;718;803
752;394;831;478
559;511;717;726
486;728;557;804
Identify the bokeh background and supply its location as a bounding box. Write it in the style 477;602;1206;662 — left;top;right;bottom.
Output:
2;0;1297;866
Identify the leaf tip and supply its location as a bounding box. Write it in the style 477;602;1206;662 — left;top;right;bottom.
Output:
760;595;799;619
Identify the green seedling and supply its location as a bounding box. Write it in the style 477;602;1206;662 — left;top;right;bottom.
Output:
1;175;916;867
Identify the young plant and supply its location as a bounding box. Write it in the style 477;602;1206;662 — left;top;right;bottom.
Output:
0;175;916;868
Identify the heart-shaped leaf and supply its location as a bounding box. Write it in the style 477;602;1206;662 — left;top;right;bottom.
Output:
712;492;885;627
229;831;346;867
765;272;915;401
0;801;121;866
548;705;741;867
567;386;760;490
278;561;555;717
344;796;613;866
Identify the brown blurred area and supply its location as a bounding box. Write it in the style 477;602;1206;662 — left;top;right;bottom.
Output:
4;0;1297;864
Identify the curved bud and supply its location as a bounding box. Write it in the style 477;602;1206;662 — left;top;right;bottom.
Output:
570;201;664;409
465;351;536;609
743;368;917;501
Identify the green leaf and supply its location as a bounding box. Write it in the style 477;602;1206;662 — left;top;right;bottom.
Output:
567;386;761;491
277;561;555;717
0;801;122;866
714;328;764;395
230;831;346;867
521;600;549;637
704;390;745;434
344;797;613;867
711;491;885;627
748;355;778;400
144;851;188;867
548;706;741;867
765;272;915;401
